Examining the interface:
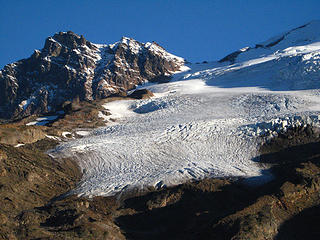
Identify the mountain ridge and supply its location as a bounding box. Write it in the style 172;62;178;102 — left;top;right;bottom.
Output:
219;20;320;63
0;31;185;119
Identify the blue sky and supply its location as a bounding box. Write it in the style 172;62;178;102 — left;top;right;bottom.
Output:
1;0;320;68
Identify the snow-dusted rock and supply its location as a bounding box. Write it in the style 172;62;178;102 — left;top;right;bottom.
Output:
0;32;185;119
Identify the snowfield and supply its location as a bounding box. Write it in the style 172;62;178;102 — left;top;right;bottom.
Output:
51;21;320;197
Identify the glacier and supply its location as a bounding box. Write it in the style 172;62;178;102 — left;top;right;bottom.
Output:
51;21;320;197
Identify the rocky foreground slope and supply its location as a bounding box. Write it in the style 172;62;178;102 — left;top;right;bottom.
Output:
0;32;185;119
1;124;320;239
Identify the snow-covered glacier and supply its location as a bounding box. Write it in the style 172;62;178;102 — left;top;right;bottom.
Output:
51;21;320;197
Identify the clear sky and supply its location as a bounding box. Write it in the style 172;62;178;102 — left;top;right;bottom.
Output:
1;0;320;68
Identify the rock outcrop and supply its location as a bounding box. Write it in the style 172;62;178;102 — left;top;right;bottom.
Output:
0;31;185;119
0;125;46;145
128;89;154;99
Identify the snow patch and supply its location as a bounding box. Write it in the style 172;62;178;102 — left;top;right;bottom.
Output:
26;115;59;126
46;135;61;141
26;121;49;126
62;132;73;138
76;131;91;137
102;100;136;121
14;144;25;148
36;115;58;121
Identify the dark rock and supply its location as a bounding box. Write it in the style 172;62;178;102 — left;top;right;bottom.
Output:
219;49;248;63
61;101;73;113
128;89;154;99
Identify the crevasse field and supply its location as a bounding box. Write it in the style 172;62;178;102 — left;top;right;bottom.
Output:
52;21;320;197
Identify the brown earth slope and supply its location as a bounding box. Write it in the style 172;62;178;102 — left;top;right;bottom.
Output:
1;124;320;239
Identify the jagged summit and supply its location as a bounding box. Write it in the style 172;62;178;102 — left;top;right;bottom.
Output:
0;32;185;119
46;31;90;50
220;20;320;63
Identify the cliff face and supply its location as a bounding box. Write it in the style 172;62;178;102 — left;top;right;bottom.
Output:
0;31;185;119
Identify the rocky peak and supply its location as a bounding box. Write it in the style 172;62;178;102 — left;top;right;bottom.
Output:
42;32;91;57
0;32;185;119
52;31;87;48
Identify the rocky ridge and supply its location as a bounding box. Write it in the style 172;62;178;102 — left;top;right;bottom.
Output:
0;32;185;119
